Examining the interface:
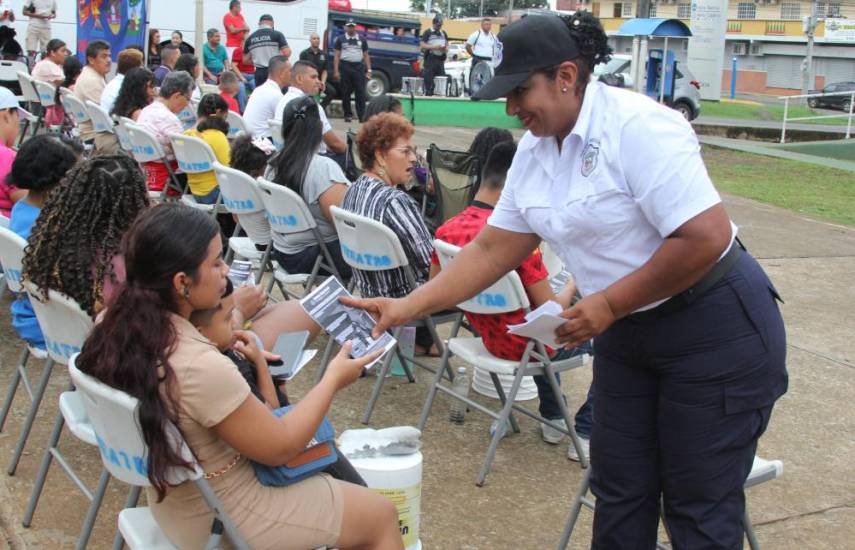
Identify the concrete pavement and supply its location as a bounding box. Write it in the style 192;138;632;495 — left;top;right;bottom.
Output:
0;124;853;549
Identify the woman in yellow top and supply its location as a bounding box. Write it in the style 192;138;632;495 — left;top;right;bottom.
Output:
184;93;231;204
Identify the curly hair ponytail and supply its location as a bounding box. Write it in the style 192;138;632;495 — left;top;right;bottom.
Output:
22;155;150;318
554;11;612;94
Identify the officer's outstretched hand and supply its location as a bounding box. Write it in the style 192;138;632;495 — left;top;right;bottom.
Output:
338;295;415;339
555;293;616;349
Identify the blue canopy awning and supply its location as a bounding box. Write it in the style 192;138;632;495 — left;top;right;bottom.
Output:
616;18;693;37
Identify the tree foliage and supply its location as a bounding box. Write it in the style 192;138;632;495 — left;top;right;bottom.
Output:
410;0;549;18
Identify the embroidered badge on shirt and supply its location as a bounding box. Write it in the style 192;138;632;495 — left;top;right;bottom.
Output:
581;140;599;177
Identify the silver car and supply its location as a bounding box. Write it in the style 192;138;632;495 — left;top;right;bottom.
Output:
594;55;702;121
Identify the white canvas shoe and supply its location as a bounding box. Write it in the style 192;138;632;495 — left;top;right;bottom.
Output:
567;437;590;463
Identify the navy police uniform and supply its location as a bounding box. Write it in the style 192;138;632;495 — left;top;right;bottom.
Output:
334;27;369;121
420;26;448;96
487;76;788;548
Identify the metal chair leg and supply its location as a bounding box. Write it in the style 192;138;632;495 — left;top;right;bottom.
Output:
556;468;593;550
542;362;589;469
8;358;55;475
489;372;520;434
75;468;110;550
361;327;402;425
416;341;453;431
476;365;527;486
111;485;142;550
0;346;30;431
744;508;760;550
22;408;65;526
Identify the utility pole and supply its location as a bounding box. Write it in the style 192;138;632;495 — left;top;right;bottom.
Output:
801;0;817;101
637;0;651;19
480;0;485;18
508;0;514;23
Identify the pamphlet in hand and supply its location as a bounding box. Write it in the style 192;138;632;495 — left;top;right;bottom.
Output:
228;260;256;287
506;300;567;348
299;277;396;368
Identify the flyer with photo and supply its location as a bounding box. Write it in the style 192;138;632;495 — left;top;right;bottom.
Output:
300;278;396;368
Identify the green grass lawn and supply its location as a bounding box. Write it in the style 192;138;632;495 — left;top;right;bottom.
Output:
700;100;850;126
702;146;855;226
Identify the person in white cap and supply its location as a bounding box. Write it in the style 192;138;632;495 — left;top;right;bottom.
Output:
0;86;25;217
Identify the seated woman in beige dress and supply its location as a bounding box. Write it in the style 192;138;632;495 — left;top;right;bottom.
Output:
77;203;403;550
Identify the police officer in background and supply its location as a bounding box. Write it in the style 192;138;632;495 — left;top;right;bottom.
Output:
420;14;448;96
465;17;496;68
333;19;371;123
345;12;788;550
300;32;329;108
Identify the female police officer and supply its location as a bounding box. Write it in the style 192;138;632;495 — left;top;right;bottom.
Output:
344;12;787;549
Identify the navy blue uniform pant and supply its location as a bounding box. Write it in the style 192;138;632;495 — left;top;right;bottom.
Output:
339;61;366;121
590;250;787;549
423;57;446;96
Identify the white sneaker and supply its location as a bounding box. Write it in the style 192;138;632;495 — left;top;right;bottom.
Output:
541;421;566;445
567;437;590;463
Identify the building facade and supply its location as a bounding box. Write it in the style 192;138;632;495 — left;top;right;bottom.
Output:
557;0;855;94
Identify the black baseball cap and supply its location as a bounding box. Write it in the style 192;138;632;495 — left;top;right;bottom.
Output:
259;14;273;22
473;15;580;100
433;14;443;25
345;18;356;26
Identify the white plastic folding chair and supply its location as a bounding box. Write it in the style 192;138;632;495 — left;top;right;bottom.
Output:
255;177;340;299
85;100;116;138
125;122;183;201
68;356;251;550
226;110;248;139
268;118;283;150
327;206;459;424
113;115;134;153
168;132;227;216
15;282;109;550
556;456;785;550
16;71;41;139
422;239;589;486
0;226;49;444
0;60;29;100
212;162;273;278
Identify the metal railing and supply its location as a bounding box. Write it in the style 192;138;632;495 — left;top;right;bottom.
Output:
779;90;854;143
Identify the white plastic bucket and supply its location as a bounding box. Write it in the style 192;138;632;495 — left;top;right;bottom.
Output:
350;451;423;550
471;366;538;401
433;76;449;96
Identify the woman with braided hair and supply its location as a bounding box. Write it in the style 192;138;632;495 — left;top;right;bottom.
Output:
22;154;149;318
346;12;787;548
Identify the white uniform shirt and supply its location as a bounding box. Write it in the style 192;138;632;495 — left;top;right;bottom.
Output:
100;73;123;116
242;78;282;138
26;0;56;30
488;80;735;311
466;29;496;59
274;86;333;154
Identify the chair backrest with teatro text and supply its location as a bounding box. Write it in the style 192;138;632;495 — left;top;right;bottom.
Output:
85;100;115;134
31;79;57;107
124;122;168;163
226;110;248;139
16;71;40;103
213;163;271;243
433;239;529;314
114;116;134;153
168;133;217;175
22;281;93;365
255;177;319;235
0;225;26;294
329;205;409;272
60;90;91;125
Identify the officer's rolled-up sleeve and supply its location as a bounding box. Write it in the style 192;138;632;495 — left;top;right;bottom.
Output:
619;111;722;238
487;153;536;235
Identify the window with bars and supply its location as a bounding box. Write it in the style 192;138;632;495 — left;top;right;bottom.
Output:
817;2;842;17
780;2;800;19
648;3;657;17
677;3;691;18
737;2;756;19
613;2;633;17
623;2;633;17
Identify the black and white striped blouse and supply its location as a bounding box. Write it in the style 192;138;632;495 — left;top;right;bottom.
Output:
341;175;433;299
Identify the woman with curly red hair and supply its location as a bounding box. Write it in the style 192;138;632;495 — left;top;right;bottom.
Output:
342;112;437;354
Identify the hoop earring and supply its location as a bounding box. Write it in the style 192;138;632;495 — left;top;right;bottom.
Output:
377;167;387;178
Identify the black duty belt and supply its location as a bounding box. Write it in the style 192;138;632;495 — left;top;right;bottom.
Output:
629;242;743;321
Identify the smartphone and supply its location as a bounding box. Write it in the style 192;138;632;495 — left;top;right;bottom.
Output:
268;331;310;379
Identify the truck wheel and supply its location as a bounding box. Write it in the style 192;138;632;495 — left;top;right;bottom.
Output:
807;98;818;108
366;72;389;99
843;99;852;113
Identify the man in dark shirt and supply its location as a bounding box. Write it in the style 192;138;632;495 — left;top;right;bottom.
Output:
333;19;371;122
243;13;291;87
420;15;448;96
153;44;179;86
299;31;329;108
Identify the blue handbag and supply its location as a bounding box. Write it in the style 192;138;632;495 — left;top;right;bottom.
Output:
251;406;338;487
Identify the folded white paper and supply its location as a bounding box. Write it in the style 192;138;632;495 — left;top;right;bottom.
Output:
506;300;566;348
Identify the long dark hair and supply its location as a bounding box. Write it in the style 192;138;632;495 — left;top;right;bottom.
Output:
111;67;155;119
270;96;323;197
22;155;150;317
196;93;230;135
78;203;220;502
56;55;83;103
